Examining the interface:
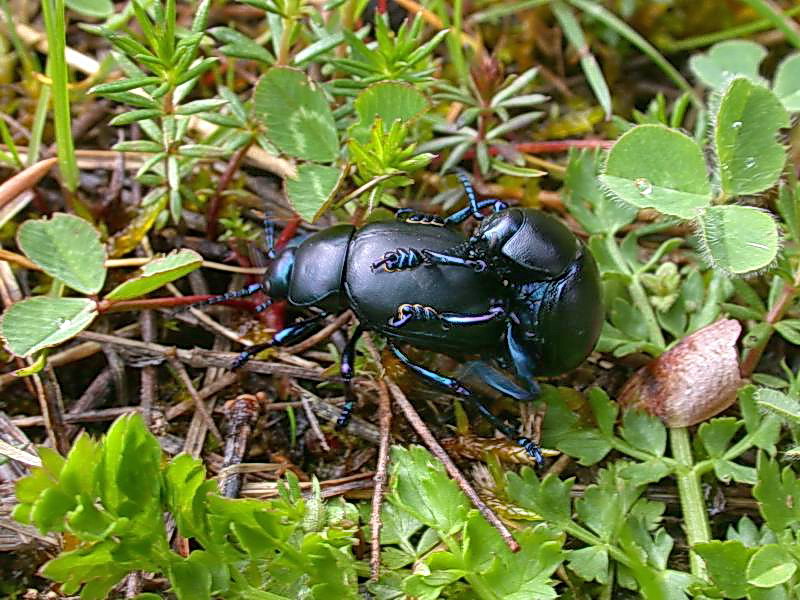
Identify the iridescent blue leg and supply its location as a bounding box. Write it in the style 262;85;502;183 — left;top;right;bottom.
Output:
263;218;276;259
388;304;505;328
388;343;543;464
448;169;508;223
195;282;264;308
232;314;326;369
444;199;508;225
461;360;539;402
421;249;487;271
336;325;365;428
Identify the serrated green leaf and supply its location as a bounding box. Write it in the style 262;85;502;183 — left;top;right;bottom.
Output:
285;163;343;223
694;539;755;598
714;78;789;196
599;125;711;219
620;409;666;456
756;388;800;425
773;53;800;111
689;40;768;90
697;205;779;274
18;213;106;294
567;546;609;583
698;417;740;457
1;297;97;357
105;250;203;301
389;445;468;536
747;545;796;588
350;82;429;144
254;68;339;162
754;454;800;532
714;460;757;485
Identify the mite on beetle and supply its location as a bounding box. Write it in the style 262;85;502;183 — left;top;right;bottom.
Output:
199;173;603;463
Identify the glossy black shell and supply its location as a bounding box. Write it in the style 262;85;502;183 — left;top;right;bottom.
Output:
345;222;505;354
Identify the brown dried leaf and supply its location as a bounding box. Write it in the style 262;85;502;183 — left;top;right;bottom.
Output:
618;319;742;427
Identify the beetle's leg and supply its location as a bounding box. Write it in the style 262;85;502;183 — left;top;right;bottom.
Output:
444;199;508;225
336;324;365;429
420;249;487;272
448;169;509;223
263;218;277;259
388;343;543;464
193;282;265;308
461;360;539;402
371;247;425;272
388;303;505;328
395;208;446;227
232;313;326;369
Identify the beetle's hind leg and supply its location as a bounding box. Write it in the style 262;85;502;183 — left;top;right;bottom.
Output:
232;313;326;369
336;325;365;429
388;342;543;464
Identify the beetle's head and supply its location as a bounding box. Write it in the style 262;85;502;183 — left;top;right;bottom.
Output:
264;246;295;299
474;208;579;280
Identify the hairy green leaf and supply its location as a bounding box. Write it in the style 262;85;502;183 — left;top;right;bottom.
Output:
1;297;97;357
254;68;339;162
714;78;789;196
599;125;711;219
18;213;107;294
697;205;779;274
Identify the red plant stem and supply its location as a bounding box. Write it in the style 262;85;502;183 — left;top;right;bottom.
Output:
459;139;614;162
97;295;261;314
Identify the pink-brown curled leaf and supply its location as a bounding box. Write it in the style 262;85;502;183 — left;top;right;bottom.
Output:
618;319;742;427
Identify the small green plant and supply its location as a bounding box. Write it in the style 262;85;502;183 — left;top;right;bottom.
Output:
15;414;566;599
88;0;225;225
0;214;201;369
599;73;788;276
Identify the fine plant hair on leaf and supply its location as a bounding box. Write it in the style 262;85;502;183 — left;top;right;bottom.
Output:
692;204;781;277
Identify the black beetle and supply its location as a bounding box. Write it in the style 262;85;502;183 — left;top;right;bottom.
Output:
200;173;603;463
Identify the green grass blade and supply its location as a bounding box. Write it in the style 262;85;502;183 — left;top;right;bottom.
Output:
40;0;79;192
739;0;800;49
566;0;702;108
551;0;612;119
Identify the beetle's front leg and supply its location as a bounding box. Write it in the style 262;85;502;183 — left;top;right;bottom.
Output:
388;342;543;464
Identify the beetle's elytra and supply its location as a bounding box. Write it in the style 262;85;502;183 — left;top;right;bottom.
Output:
200;173;604;463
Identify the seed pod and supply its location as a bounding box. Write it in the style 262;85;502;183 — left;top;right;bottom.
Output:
619;319;742;427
